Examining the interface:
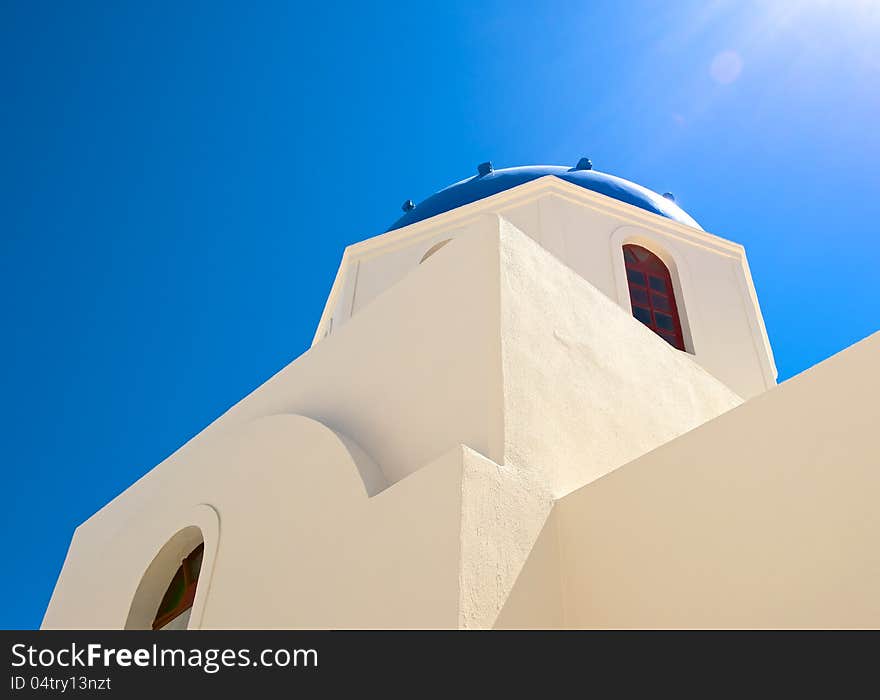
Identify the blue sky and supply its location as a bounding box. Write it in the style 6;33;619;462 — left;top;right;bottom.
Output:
2;1;878;629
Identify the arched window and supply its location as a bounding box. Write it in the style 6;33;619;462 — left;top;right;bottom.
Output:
623;244;685;351
152;543;204;630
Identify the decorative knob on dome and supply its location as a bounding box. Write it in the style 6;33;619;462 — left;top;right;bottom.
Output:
477;161;494;176
401;199;415;212
574;157;593;171
662;192;675;201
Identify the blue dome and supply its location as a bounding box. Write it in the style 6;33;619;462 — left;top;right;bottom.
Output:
388;165;701;231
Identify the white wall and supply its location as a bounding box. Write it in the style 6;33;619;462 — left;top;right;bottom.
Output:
498;331;880;628
197;215;506;486
43;416;467;629
496;218;743;497
44;215;746;629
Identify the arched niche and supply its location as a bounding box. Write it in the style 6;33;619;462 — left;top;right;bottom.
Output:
419;238;452;263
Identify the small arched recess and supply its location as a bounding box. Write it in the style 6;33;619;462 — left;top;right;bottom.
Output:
419;238;452;264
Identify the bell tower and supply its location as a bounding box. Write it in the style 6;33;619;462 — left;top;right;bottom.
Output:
315;160;776;399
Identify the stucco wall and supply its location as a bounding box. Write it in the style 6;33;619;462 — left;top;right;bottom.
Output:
44;214;755;629
497;218;743;497
458;447;553;629
178;215;505;487
43;421;559;630
499;331;880;628
43;219;514;629
43;416;469;629
47;207;815;629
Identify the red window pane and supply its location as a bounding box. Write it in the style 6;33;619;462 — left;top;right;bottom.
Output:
631;288;649;306
633;306;652;326
651;293;670;311
626;269;646;287
655;312;675;331
622;244;685;351
649;275;667;293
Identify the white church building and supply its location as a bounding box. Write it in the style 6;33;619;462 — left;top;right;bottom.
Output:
43;162;879;629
